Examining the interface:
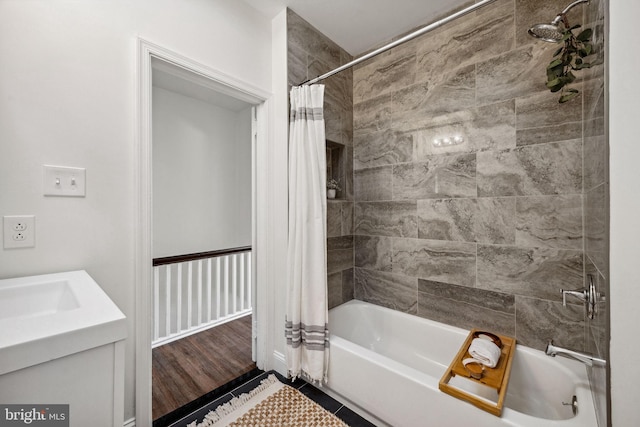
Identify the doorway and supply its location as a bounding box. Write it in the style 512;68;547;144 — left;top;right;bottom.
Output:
150;60;256;420
136;39;271;426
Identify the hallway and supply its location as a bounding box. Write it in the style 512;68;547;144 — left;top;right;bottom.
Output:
152;315;255;420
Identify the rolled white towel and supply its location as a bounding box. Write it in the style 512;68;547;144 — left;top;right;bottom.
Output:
468;337;501;368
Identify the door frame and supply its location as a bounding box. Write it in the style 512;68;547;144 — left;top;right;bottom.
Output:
135;38;272;425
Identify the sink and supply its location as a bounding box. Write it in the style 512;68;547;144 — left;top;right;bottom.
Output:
0;279;80;320
0;270;127;375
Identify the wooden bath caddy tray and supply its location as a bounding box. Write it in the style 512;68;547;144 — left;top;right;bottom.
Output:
439;329;516;416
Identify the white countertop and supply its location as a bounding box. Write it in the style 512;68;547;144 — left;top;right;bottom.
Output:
0;270;127;375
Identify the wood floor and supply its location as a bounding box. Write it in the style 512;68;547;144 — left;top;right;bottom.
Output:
152;315;256;420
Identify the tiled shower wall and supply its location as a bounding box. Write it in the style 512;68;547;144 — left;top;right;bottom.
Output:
287;10;355;309
583;0;608;425
288;0;609;424
352;0;591;352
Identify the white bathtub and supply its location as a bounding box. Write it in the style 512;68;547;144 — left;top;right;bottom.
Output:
326;300;596;427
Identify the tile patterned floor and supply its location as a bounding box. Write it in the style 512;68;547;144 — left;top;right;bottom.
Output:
158;370;377;427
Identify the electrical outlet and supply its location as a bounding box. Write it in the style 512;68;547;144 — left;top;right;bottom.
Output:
13;221;27;231
3;215;35;249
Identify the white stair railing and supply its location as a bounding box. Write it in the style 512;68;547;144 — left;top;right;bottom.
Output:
152;247;252;347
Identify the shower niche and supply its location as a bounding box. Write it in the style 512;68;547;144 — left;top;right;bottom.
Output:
326;140;345;199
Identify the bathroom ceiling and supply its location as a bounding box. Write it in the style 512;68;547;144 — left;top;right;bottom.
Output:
243;0;472;55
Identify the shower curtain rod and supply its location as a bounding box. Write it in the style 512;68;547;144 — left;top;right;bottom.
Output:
300;0;498;86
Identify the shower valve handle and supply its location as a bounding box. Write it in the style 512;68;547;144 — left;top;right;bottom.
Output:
561;289;587;306
561;275;600;319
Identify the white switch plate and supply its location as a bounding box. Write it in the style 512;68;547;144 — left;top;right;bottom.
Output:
3;215;35;249
43;165;86;197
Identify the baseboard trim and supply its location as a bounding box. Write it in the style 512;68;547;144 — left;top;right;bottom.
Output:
272;350;286;376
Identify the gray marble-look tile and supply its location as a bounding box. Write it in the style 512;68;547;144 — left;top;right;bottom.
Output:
583;75;605;122
392;238;476;287
419;279;515;314
417;280;515;336
315;62;353;114
477;244;583;300
354;235;392;272
344;107;354;146
477;140;582;196
391;65;476;132
354;268;418;314
354;201;417;238
515;89;583;147
327;235;353;251
287;9;342;69
418;198;475;242
415;2;514;82
583;133;606;192
328;271;343;309
353;94;393;135
476;44;556;105
515;122;582;148
327;201;342;238
324;78;352;146
354;42;416;104
515;195;583;250
393;154;477;200
475;0;514;20
412;101;516;159
584;115;605;140
342;268;354;303
327;247;353;275
354;128;413;170
288;43;307;86
323;99;345;145
585;183;607;277
354;166;393;201
418;197;516;244
515;295;585;351
341;202;354;235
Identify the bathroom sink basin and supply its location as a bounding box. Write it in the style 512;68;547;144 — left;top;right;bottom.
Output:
0;270;127;375
0;279;80;320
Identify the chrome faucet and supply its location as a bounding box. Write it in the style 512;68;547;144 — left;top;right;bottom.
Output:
545;341;606;367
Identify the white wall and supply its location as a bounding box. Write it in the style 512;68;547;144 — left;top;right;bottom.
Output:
609;1;640;424
270;8;290;374
0;0;271;422
152;87;251;258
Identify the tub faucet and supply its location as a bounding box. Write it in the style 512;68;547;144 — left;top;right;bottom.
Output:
545;341;606;367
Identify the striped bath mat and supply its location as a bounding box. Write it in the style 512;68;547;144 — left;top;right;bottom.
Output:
188;375;348;427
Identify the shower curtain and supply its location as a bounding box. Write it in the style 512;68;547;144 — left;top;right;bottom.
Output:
285;84;329;384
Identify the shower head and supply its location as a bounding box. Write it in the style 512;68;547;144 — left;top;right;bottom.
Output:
528;21;565;43
528;0;589;43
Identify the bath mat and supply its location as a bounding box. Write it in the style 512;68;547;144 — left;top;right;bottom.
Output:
187;374;348;427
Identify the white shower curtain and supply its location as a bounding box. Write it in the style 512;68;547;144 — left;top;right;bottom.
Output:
285;84;329;384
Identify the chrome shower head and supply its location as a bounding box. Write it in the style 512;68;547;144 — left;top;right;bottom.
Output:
528;21;565;43
528;0;589;43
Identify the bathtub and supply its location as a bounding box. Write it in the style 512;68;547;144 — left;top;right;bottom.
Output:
326;300;597;427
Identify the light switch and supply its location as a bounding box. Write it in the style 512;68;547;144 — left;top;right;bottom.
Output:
43;165;86;197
